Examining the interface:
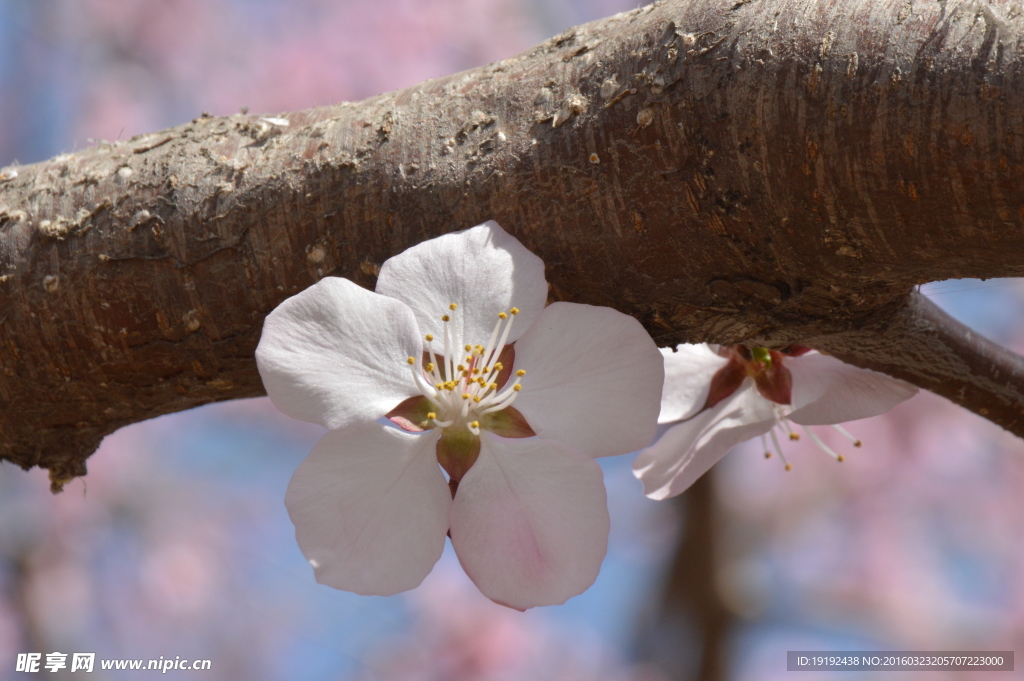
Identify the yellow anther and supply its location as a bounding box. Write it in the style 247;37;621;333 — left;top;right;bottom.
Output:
462;393;471;400
473;396;481;403
853;440;863;448
498;312;508;320
784;463;793;471
494;362;503;371
457;364;465;372
489;383;498;390
407;357;416;365
449;303;458;310
426;363;435;372
837;454;846;462
470;421;480;428
764;452;773;459
513;384;522;391
464;344;472;352
441;315;450;322
516;369;526;377
482;366;490;373
789;432;800;441
510;307;519;315
477;377;486;386
472;368;480;375
462;371;469;377
427;412;437;420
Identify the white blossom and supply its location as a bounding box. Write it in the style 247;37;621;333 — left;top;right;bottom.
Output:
633;344;918;500
257;221;663;609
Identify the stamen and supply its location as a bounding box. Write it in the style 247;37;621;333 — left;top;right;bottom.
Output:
482;308;517;375
423;335;443;385
803;427;842;461
780;416;800;441
479;387;519;414
409;302;531;436
760;435;772;459
831;423;862;447
411;373;439;402
769;429;792;471
407;354;439;401
442;308;454;383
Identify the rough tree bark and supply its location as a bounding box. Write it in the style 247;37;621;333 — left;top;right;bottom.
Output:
2;0;1024;489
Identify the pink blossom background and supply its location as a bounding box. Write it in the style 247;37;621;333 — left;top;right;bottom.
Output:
1;2;1023;679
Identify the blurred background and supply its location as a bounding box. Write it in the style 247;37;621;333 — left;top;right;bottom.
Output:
1;1;1022;679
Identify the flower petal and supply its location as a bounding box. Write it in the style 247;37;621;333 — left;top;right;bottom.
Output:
375;221;548;349
285;423;450;596
633;380;777;499
511;302;664;457
659;344;730;423
449;433;609;609
256;277;421;430
785;352;919;425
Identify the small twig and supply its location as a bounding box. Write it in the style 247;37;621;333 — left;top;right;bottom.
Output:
810;292;1024;439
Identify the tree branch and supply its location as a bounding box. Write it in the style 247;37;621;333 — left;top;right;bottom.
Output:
809;292;1024;435
3;0;1024;485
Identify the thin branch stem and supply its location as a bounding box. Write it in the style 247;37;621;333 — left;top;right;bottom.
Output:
811;292;1024;437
